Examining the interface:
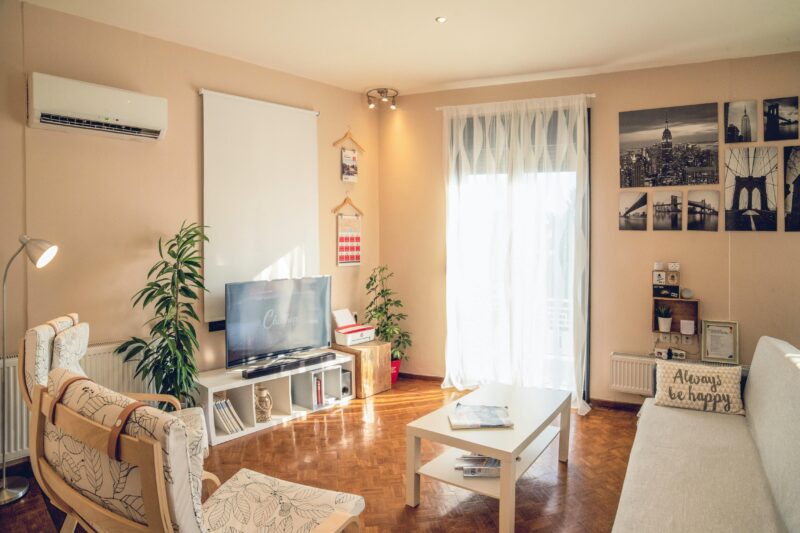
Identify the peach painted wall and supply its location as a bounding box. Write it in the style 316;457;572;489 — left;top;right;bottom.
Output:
2;4;381;371
378;52;800;402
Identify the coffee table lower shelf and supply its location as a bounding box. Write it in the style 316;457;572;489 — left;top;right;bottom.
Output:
415;425;560;499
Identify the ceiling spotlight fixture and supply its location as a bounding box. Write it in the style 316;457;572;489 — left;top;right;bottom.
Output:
435;16;447;23
365;88;399;110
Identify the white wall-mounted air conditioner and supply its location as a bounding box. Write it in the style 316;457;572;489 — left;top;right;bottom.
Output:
28;72;168;141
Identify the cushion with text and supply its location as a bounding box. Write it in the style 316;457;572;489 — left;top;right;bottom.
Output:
655;361;744;415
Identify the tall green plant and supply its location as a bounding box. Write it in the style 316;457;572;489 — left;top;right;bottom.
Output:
115;222;208;409
364;265;411;361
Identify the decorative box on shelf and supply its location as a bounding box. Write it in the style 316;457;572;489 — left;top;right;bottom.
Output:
331;340;391;398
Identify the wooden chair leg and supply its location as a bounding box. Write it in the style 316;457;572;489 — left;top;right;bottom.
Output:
60;514;78;533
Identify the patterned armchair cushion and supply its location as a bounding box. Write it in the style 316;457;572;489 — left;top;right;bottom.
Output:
52;322;90;376
23;314;79;400
201;468;365;532
45;368;205;532
175;407;210;459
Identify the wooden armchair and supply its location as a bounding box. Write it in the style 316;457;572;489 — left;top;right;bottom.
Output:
30;369;364;532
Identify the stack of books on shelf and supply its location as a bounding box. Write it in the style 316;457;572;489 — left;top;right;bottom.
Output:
213;395;246;434
448;403;514;430
454;453;501;478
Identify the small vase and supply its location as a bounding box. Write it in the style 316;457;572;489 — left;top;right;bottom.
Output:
254;387;273;423
390;359;401;385
657;317;672;333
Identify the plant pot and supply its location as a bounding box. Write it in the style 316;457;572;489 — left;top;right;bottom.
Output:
390;359;401;384
657;317;672;333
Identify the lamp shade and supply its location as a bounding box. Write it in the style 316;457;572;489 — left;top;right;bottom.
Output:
19;235;58;268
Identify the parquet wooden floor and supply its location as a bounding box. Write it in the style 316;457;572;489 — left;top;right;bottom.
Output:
0;378;637;532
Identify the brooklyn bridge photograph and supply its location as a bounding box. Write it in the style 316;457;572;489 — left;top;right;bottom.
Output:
786;146;800;231
724;147;778;231
763;96;798;141
688;190;720;231
619;103;718;188
618;191;647;231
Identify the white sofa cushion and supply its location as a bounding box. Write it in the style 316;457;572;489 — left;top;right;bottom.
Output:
613;398;784;533
744;337;800;532
201;468;365;532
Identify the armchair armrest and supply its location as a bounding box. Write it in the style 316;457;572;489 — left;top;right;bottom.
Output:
124;392;182;412
202;471;221;490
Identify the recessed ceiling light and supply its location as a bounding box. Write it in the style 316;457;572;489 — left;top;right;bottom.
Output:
435;16;447;24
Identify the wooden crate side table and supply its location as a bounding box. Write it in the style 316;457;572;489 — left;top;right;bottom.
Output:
332;341;391;398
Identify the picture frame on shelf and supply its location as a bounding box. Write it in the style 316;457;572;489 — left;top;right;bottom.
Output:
701;320;739;365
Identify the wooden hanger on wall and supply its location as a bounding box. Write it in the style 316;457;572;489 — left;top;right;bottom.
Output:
331;194;364;216
332;128;366;153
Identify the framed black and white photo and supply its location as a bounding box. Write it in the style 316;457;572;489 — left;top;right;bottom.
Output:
724;147;778;231
701;320;739;365
724;100;756;143
763;97;799;142
341;148;358;182
786;146;800;231
652;191;682;231
687;190;720;231
618;191;647;231
619;103;718;188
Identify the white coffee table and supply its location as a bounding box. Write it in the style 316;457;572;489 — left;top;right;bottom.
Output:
405;383;571;532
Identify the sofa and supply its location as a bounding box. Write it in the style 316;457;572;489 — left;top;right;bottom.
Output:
613;336;800;533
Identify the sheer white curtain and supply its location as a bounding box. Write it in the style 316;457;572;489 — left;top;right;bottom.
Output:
443;95;591;415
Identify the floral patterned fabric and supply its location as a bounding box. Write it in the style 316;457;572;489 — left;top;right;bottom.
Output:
23;314;79;401
44;368;205;532
52;322;90;376
201;468;365;533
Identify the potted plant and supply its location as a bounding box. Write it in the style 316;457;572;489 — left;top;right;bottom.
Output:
656;304;673;333
115;222;208;409
364;265;411;384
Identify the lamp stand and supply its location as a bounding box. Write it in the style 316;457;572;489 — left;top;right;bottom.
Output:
0;243;29;506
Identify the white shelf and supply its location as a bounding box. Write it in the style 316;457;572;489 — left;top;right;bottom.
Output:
416;425;560;499
197;349;355;446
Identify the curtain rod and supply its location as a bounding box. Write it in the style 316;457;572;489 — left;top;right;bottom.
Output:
435;93;596;112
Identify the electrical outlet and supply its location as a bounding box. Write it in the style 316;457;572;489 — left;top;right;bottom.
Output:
681;334;693;345
670;333;681;345
659;332;670;343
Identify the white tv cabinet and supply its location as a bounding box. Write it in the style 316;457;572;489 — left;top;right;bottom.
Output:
196;348;354;446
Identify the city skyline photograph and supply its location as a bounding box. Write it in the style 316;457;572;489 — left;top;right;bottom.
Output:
724;100;757;143
619;103;718;188
652;191;683;230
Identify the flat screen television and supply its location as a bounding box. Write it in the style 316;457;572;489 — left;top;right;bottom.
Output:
225;276;331;368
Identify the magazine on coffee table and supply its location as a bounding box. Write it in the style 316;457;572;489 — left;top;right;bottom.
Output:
448;403;513;429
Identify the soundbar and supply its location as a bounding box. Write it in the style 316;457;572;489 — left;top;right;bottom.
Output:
241;351;337;379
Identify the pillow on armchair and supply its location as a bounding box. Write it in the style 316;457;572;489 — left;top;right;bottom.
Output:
52;322;90;376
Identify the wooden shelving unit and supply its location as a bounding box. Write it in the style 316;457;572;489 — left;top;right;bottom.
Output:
652;297;699;333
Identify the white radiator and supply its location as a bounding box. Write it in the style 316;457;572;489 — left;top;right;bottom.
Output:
3;342;151;462
610;352;655;396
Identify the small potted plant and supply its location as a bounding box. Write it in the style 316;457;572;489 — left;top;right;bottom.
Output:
364;266;411;384
656;304;673;333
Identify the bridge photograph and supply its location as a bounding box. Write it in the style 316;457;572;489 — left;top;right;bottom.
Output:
619;191;647;231
688;190;720;231
763;96;799;141
786;146;800;231
653;191;683;230
724;147;778;231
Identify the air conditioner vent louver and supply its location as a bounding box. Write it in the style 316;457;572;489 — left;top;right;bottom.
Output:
39;113;161;139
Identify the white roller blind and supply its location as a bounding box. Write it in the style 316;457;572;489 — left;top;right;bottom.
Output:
202;89;319;322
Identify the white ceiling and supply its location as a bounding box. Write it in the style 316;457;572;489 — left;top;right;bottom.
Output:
25;0;800;94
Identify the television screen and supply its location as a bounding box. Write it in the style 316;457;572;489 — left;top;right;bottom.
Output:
225;276;331;368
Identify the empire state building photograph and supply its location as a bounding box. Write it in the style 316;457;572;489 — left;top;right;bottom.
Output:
619;103;719;187
724;100;757;143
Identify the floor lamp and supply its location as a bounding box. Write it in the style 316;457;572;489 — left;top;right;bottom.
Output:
1;235;58;506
